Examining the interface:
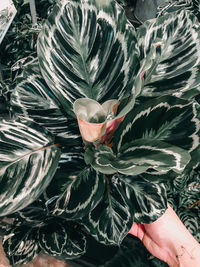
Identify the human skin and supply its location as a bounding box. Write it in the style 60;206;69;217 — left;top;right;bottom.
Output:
129;205;200;267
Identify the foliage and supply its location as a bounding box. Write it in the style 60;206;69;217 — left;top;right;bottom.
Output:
0;0;200;266
104;236;168;267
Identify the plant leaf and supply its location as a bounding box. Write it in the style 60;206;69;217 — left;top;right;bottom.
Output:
46;152;105;219
81;173;167;245
81;175;133;245
37;0;139;115
134;0;157;22
177;208;200;242
3;224;40;266
86;139;190;176
38;219;87;259
10;58;82;146
118;139;190;174
16;203;48;228
114;96;200;155
157;0;200;22
0;120;61;216
136;10;200;100
118;174;167;223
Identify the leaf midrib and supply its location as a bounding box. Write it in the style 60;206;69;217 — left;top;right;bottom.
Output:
72;16;94;99
143;15;188;86
2;144;59;169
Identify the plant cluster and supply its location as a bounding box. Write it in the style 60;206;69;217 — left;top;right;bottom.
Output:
0;0;200;266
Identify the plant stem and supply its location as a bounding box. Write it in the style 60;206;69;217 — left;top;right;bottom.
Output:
29;0;37;25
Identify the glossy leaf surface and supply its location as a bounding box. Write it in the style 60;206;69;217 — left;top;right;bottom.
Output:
119;174;167;223
82;173;167;245
0;120;61;216
38;220;87;259
37;0;139;115
81;175;133;245
3;224;40;266
10;59;82;146
46;152;105;219
85;140;190;175
112;96;200;178
157;0;200;22
114;96;200;150
137;10;200;100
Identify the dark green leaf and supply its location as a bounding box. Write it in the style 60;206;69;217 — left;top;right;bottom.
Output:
177;208;200;242
46;152;105;219
118;174;167;223
37;0;139;116
0;120;61;216
137;10;200;99
81;175;133;246
85;140;190;176
10;58;82;146
3;224;40;266
38;220;87;259
157;0;200;22
114;96;200;157
81;172;167;245
16;204;48;227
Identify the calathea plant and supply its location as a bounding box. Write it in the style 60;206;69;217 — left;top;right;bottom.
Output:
1;0;200;265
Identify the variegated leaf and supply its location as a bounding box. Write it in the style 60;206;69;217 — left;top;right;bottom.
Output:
114;95;200;160
10;59;82;146
3;225;40;266
84;144;117;175
118;174;167;223
81;173;167;245
118;139;190;174
81;175;133;246
16;204;48;228
0;120;61;216
136;10;200;99
38;220;87;259
37;0;139;115
157;0;200;22
85;140;190;176
177;208;200;242
86;95;199;177
170;172;190;192
114;96;200;152
45;152;105;219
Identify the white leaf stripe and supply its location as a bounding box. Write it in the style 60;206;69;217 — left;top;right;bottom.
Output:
51;169;104;218
0;121;61;216
39;224;87;257
189;102;200;152
137;10;200;98
3;228;39;266
116;97;199;153
37;0;138;114
39;225;67;255
122;145;187;172
82;176;132;245
133;182;167;223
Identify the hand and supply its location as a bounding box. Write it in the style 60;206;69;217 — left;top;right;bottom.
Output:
129;205;200;267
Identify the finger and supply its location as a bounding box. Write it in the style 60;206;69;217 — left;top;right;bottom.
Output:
129;222;145;240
